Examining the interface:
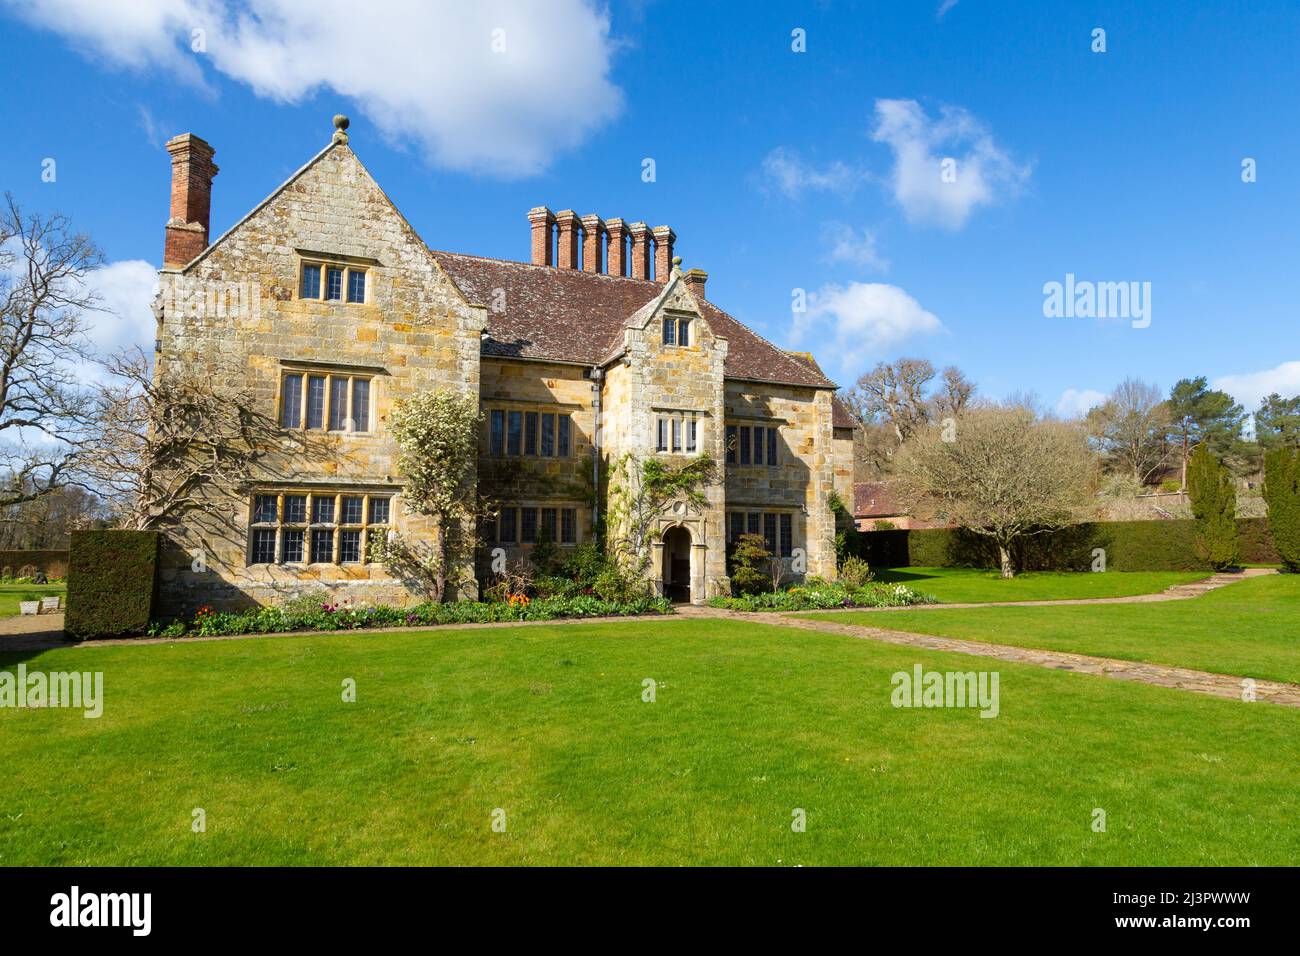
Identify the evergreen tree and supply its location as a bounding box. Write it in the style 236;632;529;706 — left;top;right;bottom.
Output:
1263;446;1300;572
1186;444;1239;570
1167;377;1245;488
1256;393;1300;451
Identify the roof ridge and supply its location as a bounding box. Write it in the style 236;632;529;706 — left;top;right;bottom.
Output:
431;248;661;286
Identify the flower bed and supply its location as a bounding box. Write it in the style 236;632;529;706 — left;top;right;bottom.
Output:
707;580;934;612
148;594;673;639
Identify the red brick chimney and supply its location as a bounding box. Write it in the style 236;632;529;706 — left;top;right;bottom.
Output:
528;206;555;266
580;215;605;273
555;209;581;269
682;268;707;300
652;226;676;282
605;218;628;277
163;133;218;268
628;221;651;280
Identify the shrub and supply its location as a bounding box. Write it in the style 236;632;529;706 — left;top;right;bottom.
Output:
65;530;160;641
838;555;874;587
1160;478;1183;493
1264;447;1300;571
148;593;672;638
729;533;772;595
1187;444;1239;569
708;579;933;612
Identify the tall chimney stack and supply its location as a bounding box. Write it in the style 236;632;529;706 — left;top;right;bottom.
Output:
628;221;651;280
652;225;676;282
580;215;606;273
682;268;708;300
605;219;628;277
163;133;218;268
555;210;581;269
528;206;555;266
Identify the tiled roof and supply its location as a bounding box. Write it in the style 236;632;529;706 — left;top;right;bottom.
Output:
831;397;857;429
432;250;835;389
853;481;907;517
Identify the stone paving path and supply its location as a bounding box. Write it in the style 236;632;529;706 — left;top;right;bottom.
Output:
675;569;1300;707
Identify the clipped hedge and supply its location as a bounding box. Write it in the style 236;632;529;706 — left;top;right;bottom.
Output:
64;530;160;641
863;518;1278;572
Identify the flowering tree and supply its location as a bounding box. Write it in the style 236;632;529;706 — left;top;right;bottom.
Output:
369;388;481;602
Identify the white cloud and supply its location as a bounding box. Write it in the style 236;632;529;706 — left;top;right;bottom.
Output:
758;147;864;199
1214;361;1300;410
821;222;888;271
937;0;960;18
797;282;942;370
2;0;622;177
1055;387;1107;419
872;98;1030;229
84;260;159;357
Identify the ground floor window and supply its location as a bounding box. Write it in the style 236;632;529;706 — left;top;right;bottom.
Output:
248;490;393;566
727;510;796;558
484;504;580;546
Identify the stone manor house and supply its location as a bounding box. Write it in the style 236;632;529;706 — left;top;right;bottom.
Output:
153;118;856;612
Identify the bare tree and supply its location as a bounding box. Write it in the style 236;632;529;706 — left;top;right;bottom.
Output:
842;357;977;474
1085;378;1170;485
0;193;101;507
932;365;976;418
81;348;275;530
895;405;1098;578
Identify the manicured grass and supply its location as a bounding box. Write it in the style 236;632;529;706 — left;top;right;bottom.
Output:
1;617;1296;866
803;574;1300;684
0;583;66;618
874;566;1207;603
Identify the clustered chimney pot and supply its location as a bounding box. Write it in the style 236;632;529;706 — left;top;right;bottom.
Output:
555;210;581;270
528;206;555;266
652;225;676;283
580;214;605;274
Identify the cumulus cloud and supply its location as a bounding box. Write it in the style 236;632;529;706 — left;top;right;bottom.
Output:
83;259;159;359
2;0;622;177
872;98;1030;229
796;282;942;371
821;222;888;271
758;147;865;199
1213;361;1300;410
1055;387;1107;419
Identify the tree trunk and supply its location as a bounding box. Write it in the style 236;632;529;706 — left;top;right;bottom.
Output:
998;544;1014;579
1181;430;1188;490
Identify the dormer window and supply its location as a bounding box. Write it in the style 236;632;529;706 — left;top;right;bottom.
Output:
299;258;368;304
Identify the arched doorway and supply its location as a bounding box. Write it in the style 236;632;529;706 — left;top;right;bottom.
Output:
661;526;692;603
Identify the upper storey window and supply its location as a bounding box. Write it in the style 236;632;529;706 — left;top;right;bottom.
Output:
662;315;691;347
299;258;367;304
281;368;372;433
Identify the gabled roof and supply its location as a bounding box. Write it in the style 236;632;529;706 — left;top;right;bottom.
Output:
433;250;835;389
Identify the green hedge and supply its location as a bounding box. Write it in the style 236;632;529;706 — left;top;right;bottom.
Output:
863;518;1278;572
64;531;160;641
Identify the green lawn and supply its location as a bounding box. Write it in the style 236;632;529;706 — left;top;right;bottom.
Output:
804;574;1300;684
2;617;1296;866
875;566;1208;603
0;583;66;618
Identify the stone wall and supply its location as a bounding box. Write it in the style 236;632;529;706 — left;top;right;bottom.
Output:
155;143;485;614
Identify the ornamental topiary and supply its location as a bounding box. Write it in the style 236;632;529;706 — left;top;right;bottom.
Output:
1263;446;1300;572
1186;444;1239;570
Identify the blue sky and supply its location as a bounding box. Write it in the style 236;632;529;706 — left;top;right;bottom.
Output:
2;0;1297;416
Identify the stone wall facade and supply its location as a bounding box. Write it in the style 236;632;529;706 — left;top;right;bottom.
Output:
152;137;841;615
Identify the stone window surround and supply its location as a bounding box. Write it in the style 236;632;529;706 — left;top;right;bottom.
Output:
278;360;384;434
652;406;705;454
486;503;581;546
726;508;799;558
724;416;786;467
248;486;395;567
486;402;577;458
296;250;377;304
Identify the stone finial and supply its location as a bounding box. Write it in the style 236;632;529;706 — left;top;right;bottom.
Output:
332;114;350;144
